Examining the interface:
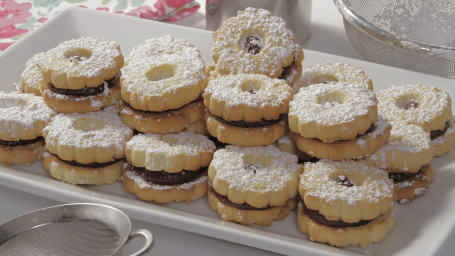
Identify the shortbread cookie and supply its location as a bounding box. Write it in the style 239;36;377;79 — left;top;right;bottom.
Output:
36;37;123;89
377;84;452;133
0;92;56;165
123;132;215;203
208;145;301;226
207;7;304;85
366;121;433;173
389;164;433;203
20;53;45;96
119;99;204;134
289;82;378;143
42;106;132;184
294;117;391;160
203;74;293;122
203;74;292;146
297;202;395;248
43;151;124;185
43;105;132;164
298;159;395;247
40;77;121;114
121;37;206;112
293;62;373;92
125;35;200;65
204;111;287;147
431;116;455;157
35;37;123;113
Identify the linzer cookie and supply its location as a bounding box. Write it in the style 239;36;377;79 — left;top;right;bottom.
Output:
298;159;395;247
208;145;301;227
42;106;133;185
122;132;215;203
366;121;434;203
0;91;56;165
293;62;373;92
289;82;389;160
19;53;46;96
120;36;207;134
207;7;304;86
203;74;292;146
377;84;452;133
35;37;124;113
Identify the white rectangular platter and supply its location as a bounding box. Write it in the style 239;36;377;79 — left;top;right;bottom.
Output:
0;7;454;256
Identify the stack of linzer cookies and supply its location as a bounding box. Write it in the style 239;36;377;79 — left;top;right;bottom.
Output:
1;7;454;248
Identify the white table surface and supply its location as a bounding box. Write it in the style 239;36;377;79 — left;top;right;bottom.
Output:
1;1;453;255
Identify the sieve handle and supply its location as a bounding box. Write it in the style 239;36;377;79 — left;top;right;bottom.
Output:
127;229;154;256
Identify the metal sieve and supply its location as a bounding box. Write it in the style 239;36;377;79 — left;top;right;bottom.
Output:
0;203;153;256
335;0;455;78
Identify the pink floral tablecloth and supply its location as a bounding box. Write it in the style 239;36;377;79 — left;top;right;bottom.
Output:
0;0;200;52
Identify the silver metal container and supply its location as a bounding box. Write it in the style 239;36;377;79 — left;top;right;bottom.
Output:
0;203;153;256
335;0;455;79
206;0;312;44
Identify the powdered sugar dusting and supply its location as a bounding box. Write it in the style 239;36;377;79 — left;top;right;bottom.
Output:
210;145;300;193
0;91;56;139
211;7;301;77
301;159;393;205
203;74;292;108
36;37;122;83
377;84;452;130
42;105;132;151
295;62;372;92
289;82;377;125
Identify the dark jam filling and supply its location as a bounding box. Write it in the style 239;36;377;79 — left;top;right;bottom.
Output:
48;73;120;96
302;201;373;228
127;163;206;186
278;59;295;80
214;113;287;128
211;187;272;211
61;157;123;168
315;122;376;143
430;121;450;140
122;95;202;114
0;136;43;147
244;35;262;54
388;167;423;182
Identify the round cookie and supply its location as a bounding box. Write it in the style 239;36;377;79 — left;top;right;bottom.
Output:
203;74;293;122
289;82;378;143
0;91;56;165
208;145;301;226
20;53;45;96
36;37;123;89
119;99;204;134
203;74;292;146
366;121;433;173
125;35;200;65
293;62;373;92
207;7;304;86
42;106;133;184
298;159;395;247
122;132;215;203
35;37;124;113
294;116;391;160
121;37;206;112
377;84;452;133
